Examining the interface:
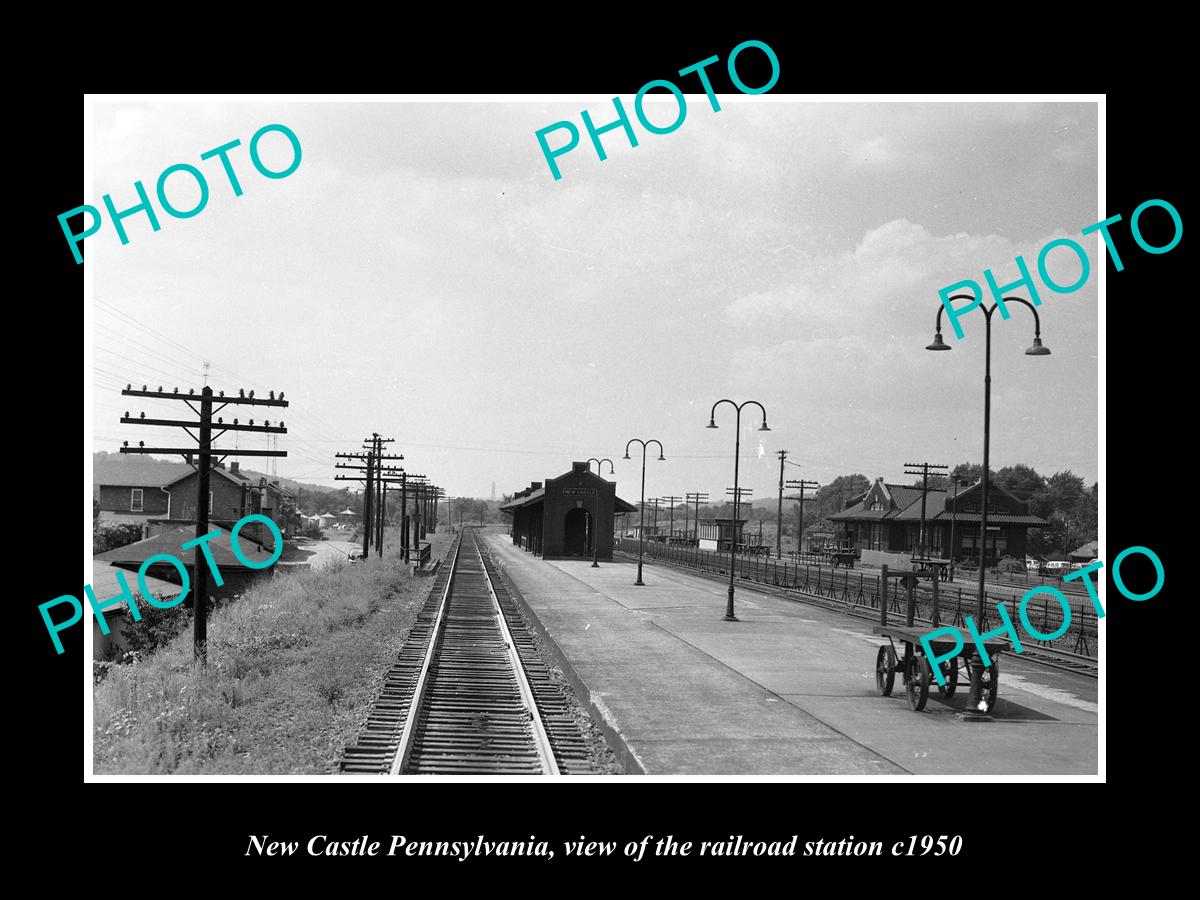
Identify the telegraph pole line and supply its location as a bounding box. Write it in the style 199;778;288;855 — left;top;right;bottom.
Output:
364;446;375;557
402;476;430;546
686;491;709;541
903;461;949;559
120;383;288;664
339;440;376;558
641;499;658;540
335;436;401;559
359;434;397;557
377;438;397;551
775;450;789;558
400;470;409;562
785;477;820;556
659;495;682;541
378;469;424;562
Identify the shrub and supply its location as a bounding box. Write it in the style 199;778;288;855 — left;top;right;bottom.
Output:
121;598;196;657
93;522;145;555
996;556;1026;573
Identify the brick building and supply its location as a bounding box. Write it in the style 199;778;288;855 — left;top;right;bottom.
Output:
94;457;293;546
501;461;637;560
829;477;1047;565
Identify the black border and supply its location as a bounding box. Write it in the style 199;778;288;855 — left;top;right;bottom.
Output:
25;23;1184;879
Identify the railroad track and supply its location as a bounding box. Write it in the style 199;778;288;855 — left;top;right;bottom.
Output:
341;529;595;775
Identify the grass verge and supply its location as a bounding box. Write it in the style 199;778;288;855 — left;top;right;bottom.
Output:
93;537;452;774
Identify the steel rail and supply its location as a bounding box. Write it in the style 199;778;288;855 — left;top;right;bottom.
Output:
388;536;462;776
477;535;560;775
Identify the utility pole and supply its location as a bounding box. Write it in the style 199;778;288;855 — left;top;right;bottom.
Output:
405;477;429;546
785;477;820;556
686;491;709;541
660;495;682;541
336;452;373;556
360;434;398;556
903;461;949;559
400;470;408;562
335;435;401;559
948;475;965;581
364;446;374;557
120;384;288;664
377;470;424;561
775;449;789;558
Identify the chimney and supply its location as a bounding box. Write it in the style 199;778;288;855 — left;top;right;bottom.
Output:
530;482;542;491
572;461;587;473
230;462;240;475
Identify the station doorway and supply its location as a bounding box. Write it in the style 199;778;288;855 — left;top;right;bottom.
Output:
564;507;592;557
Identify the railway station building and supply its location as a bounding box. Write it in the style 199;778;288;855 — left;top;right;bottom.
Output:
500;461;638;560
828;477;1048;565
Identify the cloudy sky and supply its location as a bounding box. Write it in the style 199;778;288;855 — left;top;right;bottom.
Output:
88;98;1099;503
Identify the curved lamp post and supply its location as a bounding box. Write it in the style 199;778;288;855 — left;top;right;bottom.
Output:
928;295;1049;709
623;440;665;585
587;457;615;567
706;400;770;621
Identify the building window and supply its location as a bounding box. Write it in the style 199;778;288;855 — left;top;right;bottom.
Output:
209;491;214;515
130;488;143;512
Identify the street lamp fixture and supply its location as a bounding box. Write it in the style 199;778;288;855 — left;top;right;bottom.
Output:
928;294;1049;713
706;399;770;621
624;439;665;585
587;457;615;567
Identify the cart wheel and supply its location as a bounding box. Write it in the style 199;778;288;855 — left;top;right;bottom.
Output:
936;655;959;698
966;657;1000;713
906;654;931;711
875;645;896;697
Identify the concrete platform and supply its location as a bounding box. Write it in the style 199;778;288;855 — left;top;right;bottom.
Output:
484;535;1099;776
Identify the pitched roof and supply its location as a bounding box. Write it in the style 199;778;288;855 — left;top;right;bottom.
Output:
94;458;194;488
94;458;256;490
91;561;181;600
830;478;1046;528
498;485;637;513
500;487;545;510
93;524;272;568
167;465;254;489
893;492;948;520
831;482;945;521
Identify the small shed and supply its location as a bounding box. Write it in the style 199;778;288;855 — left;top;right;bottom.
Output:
698;518;748;552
